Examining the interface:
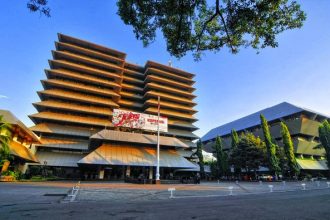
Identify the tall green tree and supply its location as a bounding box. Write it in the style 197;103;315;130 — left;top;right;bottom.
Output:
27;1;306;60
260;114;281;176
213;136;229;177
230;133;267;178
280;122;299;177
208;160;218;178
196;139;205;178
230;129;240;175
0;115;12;172
231;129;239;150
275;144;287;177
318;120;330;177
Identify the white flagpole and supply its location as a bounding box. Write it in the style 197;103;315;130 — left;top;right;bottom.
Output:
156;95;160;183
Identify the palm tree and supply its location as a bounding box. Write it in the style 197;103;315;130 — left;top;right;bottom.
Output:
0;115;12;173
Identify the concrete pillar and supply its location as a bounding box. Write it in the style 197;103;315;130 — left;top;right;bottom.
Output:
149;166;153;179
99;168;104;180
126;166;131;177
18;163;28;174
30;144;37;154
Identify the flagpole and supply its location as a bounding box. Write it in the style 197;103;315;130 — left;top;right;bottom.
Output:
156;95;160;184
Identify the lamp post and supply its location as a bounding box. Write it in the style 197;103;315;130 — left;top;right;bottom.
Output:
43;160;47;178
156;96;161;184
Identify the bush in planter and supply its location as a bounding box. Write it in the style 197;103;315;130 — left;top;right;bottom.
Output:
14;170;23;180
305;173;312;180
1;170;16;181
1;170;14;176
31;175;44;181
1;170;23;180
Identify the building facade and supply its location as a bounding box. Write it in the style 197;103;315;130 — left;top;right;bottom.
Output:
201;102;328;173
29;33;198;180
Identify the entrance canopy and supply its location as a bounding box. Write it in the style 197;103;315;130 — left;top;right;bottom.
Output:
296;158;328;170
10;141;39;163
78;144;197;168
34;151;86;167
90;130;189;148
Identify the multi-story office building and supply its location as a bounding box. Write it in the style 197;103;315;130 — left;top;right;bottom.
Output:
201;102;328;172
29;34;198;180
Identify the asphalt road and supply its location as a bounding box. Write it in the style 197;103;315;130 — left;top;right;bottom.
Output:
1;183;330;220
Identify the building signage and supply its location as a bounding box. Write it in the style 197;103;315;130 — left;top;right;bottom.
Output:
112;109;168;132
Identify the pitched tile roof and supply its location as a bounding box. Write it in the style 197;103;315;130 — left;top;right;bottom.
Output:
201;102;329;142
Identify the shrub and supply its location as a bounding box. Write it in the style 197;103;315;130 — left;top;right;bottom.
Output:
28;166;42;176
1;170;22;180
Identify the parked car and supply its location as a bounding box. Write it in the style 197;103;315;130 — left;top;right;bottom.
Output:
258;175;273;181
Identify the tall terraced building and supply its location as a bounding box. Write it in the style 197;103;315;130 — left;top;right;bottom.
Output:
29;34;198;180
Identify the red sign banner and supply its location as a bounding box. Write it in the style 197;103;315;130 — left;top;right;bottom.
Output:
112;109;168;132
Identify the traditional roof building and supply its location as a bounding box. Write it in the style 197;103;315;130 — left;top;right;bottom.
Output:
201;102;329;172
0;110;39;174
29;34;198;180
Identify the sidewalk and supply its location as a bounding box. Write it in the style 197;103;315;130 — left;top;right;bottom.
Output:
75;180;330;202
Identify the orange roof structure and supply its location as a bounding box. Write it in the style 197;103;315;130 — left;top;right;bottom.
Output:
0;110;40;163
78;144;197;168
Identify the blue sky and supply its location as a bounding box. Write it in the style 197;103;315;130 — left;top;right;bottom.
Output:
0;1;329;138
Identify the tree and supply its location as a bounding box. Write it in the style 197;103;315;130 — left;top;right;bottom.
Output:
213;136;229;178
318;120;330;177
280;122;299;178
0;115;12;173
196;139;205;178
117;0;306;60
230;132;267;178
231;129;239;150
208;160;218;179
230;129;240;175
27;0;306;60
275;144;287;177
27;0;50;17
260;114;281;176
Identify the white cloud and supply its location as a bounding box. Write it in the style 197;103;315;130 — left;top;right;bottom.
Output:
0;95;9;99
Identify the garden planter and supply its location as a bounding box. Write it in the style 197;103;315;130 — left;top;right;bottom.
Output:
0;175;15;182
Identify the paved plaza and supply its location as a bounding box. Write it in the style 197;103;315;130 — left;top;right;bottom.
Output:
75;180;330;202
1;180;330;219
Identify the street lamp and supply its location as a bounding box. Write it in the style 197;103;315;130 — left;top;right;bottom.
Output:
43;160;47;178
156;96;161;184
